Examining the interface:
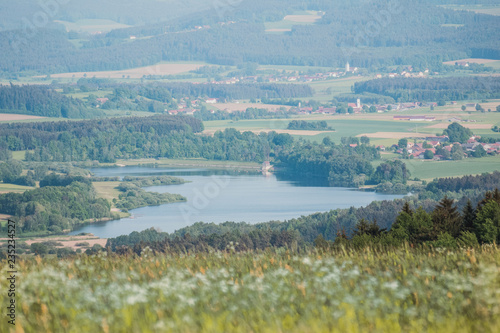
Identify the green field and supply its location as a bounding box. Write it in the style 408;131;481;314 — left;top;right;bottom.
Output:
440;4;500;16
309;76;369;101
404;155;500;181
264;11;323;33
54;19;132;33
203;116;430;143
0;182;35;193
93;181;121;201
3;246;499;332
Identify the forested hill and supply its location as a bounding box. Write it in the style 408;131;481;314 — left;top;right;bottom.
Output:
1;0;499;73
0;84;103;118
353;76;500;102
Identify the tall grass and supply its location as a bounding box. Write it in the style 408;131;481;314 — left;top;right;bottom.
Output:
1;245;499;332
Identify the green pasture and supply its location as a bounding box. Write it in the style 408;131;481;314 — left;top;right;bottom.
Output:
404;155;500;181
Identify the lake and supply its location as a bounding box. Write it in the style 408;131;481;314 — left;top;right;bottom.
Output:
70;166;406;238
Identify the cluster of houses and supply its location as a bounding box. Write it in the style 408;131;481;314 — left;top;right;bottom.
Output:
394;135;500;160
374;66;434;79
206;62;359;85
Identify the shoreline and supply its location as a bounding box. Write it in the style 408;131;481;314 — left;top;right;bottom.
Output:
96;158;263;171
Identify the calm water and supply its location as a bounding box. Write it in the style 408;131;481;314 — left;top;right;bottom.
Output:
70;167;406;238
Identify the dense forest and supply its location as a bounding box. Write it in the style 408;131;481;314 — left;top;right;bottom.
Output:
0;84;102;118
0;115;203;162
1;0;498;73
0;177;112;234
353;76;500;102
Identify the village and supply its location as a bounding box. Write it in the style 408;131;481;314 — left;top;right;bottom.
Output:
390;134;500;160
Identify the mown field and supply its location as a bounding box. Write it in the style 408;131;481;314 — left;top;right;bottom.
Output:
2;246;499;332
404;155;500;181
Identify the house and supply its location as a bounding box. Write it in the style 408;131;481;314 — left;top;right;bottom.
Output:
96;98;109;104
426;135;448;143
261;161;273;172
429;141;440;147
205;98;217;104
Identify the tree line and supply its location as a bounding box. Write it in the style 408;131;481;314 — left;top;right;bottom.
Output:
354;76;500;102
0;84;103;119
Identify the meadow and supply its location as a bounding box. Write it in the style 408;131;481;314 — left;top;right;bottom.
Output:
53;19;132;34
2;245;499;332
264;11;323;33
403;155;500;181
439;4;500;16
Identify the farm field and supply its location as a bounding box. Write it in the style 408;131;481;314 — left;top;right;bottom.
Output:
50;62;206;79
265;11;323;33
2;246;499;332
443;58;500;65
404;155;500;181
439;4;500;16
203;116;437;143
0;114;45;122
0;182;35;194
308;76;369;101
92;181;122;202
54;19;131;33
210;102;291;112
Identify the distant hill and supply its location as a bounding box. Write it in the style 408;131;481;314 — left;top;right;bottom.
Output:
0;0;498;74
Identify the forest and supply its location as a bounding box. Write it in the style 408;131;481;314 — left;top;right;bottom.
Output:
0;84;102;118
353;76;500;102
0;0;498;74
0;178;113;234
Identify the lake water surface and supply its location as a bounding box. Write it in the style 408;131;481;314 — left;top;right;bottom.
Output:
70;166;406;238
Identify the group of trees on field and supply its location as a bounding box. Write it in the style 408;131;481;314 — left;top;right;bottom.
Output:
287;120;332;131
